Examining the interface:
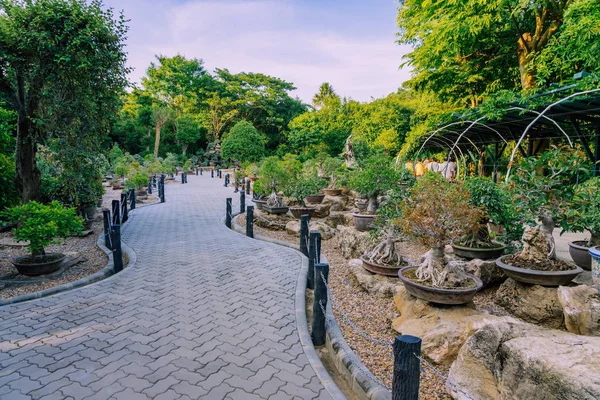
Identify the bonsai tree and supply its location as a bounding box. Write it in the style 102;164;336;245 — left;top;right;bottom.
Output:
183;159;192;173
348;154;401;213
4;201;83;259
130;171;149;191
245;163;260;179
252;179;269;199
509;146;589;263
562;176;600;248
463;177;523;247
259;156;290;207
398;173;482;288
284;176;324;206
113;163;128;181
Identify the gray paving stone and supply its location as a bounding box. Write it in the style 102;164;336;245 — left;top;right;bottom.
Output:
0;177;331;399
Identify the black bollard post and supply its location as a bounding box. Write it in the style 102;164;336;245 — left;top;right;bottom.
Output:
226;198;232;229
307;231;321;290
246;179;251;195
240;190;245;213
246;206;254;238
211;169;214;178
153;176;157;188
181;172;185;184
300;215;310;257
392;335;422;400
311;263;329;346
196;168;198;176
224;174;229;187
147;178;152;194
129;188;136;210
111;224;124;273
102;209;111;250
160;175;165;203
111;200;120;225
121;193;128;223
200;169;203;176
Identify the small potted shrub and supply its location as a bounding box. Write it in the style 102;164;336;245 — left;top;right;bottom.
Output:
251;179;269;210
286;176;323;219
396;173;484;304
562;177;600;270
453;177;523;259
112;163;128;188
500;147;586;285
348;154;401;231
319;156;343;196
258;156;290;214
130;171;149;197
302;160;326;204
4;201;83;276
245;163;260;182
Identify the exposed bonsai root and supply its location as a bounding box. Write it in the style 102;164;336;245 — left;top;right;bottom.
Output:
415;248;471;288
266;188;282;208
367;236;402;266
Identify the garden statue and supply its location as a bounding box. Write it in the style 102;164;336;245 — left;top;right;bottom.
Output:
342;135;358;169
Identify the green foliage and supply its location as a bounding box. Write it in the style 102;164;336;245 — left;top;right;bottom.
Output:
4;201;83;257
348;154;401;199
163;153;179;175
0;107;18;210
252;179;269;197
562;177;600;246
284;176;324;203
259;156;289;191
130;171;148;190
245;163;260;178
398;173;482;249
221;121;265;163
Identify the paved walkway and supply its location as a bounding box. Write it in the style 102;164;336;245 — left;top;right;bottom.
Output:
0;176;332;400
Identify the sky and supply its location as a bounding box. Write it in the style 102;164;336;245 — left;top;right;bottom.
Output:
102;0;413;104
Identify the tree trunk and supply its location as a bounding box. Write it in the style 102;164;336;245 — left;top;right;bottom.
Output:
518;33;536;90
367;194;378;213
539;214;556;260
153;123;162;157
14;114;41;203
182;143;188;155
589;232;600;247
146;128;151;151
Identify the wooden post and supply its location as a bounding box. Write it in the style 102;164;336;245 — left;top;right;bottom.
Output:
307;231;321;290
240;190;245;214
311;263;329;346
129;189;136;210
300;215;310;257
160;175;165;203
246;180;250;195
246;206;254;238
111;224;124;273
392;335;422;400
102;209;111;250
121;193;128;223
147;178;152;194
226;198;232;229
111;200;120;225
211;169;214;178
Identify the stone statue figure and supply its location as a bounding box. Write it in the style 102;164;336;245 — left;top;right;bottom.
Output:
342;135;358;168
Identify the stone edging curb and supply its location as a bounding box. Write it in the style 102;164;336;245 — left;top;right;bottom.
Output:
232;215;390;400
0;195;163;307
229;215;346;400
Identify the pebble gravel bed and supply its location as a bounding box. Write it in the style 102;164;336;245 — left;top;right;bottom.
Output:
237;214;452;399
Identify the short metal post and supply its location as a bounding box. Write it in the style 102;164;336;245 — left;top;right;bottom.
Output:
312;263;329;346
129;188;136;210
147;178;152;194
111;224;124;273
300;215;310;257
195;168;198;176
111;200;120;225
224;174;229;187
153;176;157;188
211;169;214;178
219;169;222;179
103;209;111;250
246;206;254;238
308;231;321;290
392;336;422;400
200;169;203;176
181;172;185;184
121;193;128;223
160;175;165;203
246;180;250;195
240;191;245;213
226;198;232;229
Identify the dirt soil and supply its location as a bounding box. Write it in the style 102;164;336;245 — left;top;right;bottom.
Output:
503;254;576;271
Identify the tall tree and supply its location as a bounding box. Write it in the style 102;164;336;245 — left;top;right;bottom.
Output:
152;107;170;157
312;82;338;109
397;0;575;106
0;0;129;202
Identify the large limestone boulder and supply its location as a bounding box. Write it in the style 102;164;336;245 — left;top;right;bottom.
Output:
495;278;563;329
313;203;330;218
393;287;516;365
254;210;292;231
448;321;600;400
325;211;353;229
323;195;349;211
337;225;371;259
465;258;506;286
558;285;600;336
285;220;335;240
348;259;401;298
285;220;301;235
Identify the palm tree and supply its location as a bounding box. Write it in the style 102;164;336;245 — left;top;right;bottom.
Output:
312;82;337;109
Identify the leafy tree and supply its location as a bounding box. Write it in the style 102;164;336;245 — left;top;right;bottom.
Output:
312;82;338;109
176;116;204;155
221;121;265;163
348;154;401;212
0;0;129;202
0;106;18;210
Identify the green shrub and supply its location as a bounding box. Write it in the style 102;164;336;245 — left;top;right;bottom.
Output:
221;121;265;163
4;201;83;257
284;176;324;203
348;154;401;212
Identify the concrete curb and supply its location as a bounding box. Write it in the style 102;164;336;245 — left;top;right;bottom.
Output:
230;215;346;400
232;214;391;399
0;196;162;307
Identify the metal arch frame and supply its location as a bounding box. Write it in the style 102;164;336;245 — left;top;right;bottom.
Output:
422;136;465;179
505;88;600;182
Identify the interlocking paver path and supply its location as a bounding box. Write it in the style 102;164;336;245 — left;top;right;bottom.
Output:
0;176;332;400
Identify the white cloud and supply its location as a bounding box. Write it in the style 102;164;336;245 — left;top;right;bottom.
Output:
105;0;412;103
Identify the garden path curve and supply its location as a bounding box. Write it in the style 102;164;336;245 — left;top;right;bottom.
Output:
0;175;332;400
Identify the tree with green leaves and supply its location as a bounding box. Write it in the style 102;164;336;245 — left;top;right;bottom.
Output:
221;120;265;163
312;82;338;109
0;0;129;202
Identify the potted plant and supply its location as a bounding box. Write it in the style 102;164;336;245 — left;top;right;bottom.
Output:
130;171;149;197
396;173;484;304
562;177;600;270
453;177;523;259
4;201;83;276
301;160;326;204
286;176;323;219
246;163;260;182
348;154;401;231
499;147;587;285
258;156;290;214
319;156;343;196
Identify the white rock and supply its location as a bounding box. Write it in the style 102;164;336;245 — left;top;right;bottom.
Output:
558;285;600;336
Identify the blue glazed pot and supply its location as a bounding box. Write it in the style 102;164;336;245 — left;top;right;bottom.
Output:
588;246;600;294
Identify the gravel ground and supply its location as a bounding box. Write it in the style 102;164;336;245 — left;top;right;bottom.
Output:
0;183;146;301
237;215;452;399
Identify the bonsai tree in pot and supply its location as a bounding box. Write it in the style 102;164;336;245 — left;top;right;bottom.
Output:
397;173;482;293
259;156;290;210
561;176;600;269
456;177;523;259
245;163;260;181
4;201;83;276
285;176;324;218
505;146;589;283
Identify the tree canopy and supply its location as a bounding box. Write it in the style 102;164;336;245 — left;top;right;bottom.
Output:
221;120;265;163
